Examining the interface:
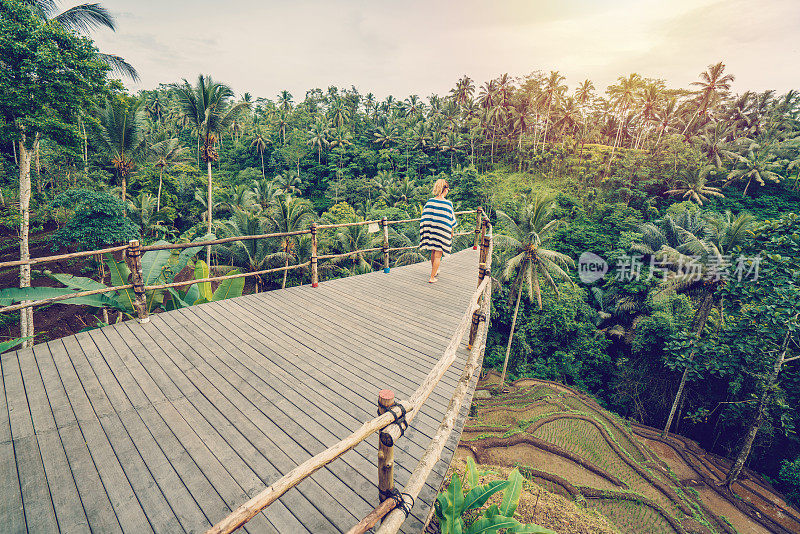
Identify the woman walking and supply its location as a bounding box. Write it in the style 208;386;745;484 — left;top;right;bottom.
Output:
420;179;456;283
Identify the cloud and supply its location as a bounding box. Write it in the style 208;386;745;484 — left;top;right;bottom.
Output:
87;0;800;98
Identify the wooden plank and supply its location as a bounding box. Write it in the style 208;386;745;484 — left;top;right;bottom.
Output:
17;346;56;435
97;413;184;533
2;351;34;439
98;327;168;406
137;318;344;533
36;430;90;533
84;328;150;410
31;343;77;430
14;434;59;533
60;336;116;419
0;353;12;443
0;440;25;534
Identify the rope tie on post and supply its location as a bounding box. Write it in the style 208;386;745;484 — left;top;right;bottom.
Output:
473;207;483;250
378;401;408;447
381;217;390;274
310;222;319;288
378;488;414;518
467;310;485;350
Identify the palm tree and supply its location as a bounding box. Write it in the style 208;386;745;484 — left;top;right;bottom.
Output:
249;178;280;211
126;192;159;237
632;211;754;435
277;90;293;111
664;165;725;205
22;0;139;80
331;224;379;274
698;121;735;167
95;98;146;201
540;71;568;148
266;195;314;288
725;142;781;195
213;208;275;292
684;61;735;134
173;74;250;263
250;127;271;178
275;171;303;196
607;73;642;162
307;120;329;164
494;194;574;386
148;136;189;211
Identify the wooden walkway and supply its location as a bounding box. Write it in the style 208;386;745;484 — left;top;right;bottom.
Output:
1;248;481;533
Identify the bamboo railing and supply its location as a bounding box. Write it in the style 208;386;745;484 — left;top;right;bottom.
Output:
0;209;483;322
206;215;493;534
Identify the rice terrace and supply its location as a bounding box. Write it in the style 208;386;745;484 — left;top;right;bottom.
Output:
2;0;800;532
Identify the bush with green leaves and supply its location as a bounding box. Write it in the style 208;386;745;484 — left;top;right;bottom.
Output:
51;189;140;251
434;458;554;534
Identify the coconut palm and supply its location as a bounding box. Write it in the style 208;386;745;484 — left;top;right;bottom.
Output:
494;194;574;386
148;136;189;211
684;61;735;134
266;195;314;289
275;171;303;196
212;208;274;292
22;0;139;80
632;210;754;435
664;165;725;206
250;178;280;211
725;142;781;195
330;224;379;274
95;98;146;201
173;74;250;263
250;127;271;178
306;120;329;164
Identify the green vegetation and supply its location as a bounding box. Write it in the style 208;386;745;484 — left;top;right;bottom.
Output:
1;0;799;509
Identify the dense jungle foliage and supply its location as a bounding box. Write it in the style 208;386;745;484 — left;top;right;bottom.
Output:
1;0;799;505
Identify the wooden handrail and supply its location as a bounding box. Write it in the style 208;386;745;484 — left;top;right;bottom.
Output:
205;274;490;534
0;284;135;314
0;243;130;270
1;208;482;317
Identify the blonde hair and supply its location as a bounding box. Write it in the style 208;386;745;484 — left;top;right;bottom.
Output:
432;178;449;197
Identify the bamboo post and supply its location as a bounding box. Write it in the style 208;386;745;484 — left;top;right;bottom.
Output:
473;207;482;249
479;220;490;265
381;217;390;274
125;240;149;323
377;390;395;508
310;222;319;288
467;310;485;350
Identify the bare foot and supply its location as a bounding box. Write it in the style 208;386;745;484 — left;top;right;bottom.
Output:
428;278;437;283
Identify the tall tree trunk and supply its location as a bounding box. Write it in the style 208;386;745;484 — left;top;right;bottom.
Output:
663;292;714;436
12;140;18;165
725;319;795;488
499;282;524;387
34;133;42;195
206;159;213;265
281;253;289;289
18;138;33;348
82;120;88;176
261;150;266;178
157;167;163;212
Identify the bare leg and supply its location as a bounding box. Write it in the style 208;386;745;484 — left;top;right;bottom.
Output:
430;250;442;282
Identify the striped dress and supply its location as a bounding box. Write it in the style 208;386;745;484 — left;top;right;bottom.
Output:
419;197;456;253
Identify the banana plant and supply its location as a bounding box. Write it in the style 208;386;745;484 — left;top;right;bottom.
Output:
164;260;245;310
0;337;32;354
434;460;554;534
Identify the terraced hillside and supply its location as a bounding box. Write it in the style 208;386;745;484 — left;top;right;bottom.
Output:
453;371;800;534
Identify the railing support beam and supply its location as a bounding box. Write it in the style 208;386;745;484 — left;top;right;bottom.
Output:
125;240;149;324
473;206;482;250
377;390;395;509
381;217;390;274
310;222;319;287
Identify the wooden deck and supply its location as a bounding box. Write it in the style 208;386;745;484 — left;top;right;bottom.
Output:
0;248;481;533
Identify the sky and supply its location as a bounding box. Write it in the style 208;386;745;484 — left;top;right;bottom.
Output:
80;0;800;100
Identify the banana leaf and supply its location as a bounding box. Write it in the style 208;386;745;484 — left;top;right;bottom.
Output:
104;254;135;313
194;260;212;303
0;287;113;309
0;337;31;354
211;270;244;301
141;241;172;286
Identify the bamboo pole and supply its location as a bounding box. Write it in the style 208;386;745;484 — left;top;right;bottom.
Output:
467;310;484;350
0;243;129;270
317;219;381;230
125;240;149;324
478;219;489;265
0;283;134;314
377;390;396;505
310;222;319;288
385;217;422;225
381;217;390;274
380;276;488;447
347;499;397;534
386;245;419;253
206;275;489;534
140;229;311;252
376;282;492;534
318;248;383;260
376;237;493;534
145;262;310;292
473;206;483;250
